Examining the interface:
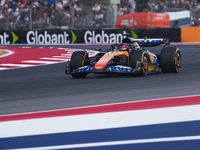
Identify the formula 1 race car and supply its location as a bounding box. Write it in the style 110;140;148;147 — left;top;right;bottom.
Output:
65;36;181;78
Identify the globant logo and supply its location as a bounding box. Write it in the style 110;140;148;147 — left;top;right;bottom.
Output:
84;30;128;44
26;31;71;44
0;32;18;44
0;33;10;44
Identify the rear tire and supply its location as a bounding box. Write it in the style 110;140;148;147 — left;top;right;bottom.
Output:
129;50;149;76
160;47;181;73
70;51;88;78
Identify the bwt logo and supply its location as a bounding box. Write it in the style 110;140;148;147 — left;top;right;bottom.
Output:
134;39;163;43
109;66;134;72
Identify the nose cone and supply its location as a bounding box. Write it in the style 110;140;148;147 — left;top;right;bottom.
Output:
94;65;104;70
94;58;110;70
94;52;114;70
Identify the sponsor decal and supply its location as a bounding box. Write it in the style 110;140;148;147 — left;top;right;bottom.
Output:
121;20;129;26
134;39;163;43
156;13;167;20
0;29;139;44
0;31;18;44
95;66;103;69
131;30;138;39
109;66;134;72
26;30;77;44
27;31;70;44
121;18;138;27
75;66;93;72
84;30;128;44
71;31;77;44
11;31;18;44
152;55;158;64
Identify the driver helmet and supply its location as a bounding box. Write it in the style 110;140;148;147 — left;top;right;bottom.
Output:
118;45;129;51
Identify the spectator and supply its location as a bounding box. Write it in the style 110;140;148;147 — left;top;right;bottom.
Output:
98;10;105;27
74;2;82;16
166;0;175;9
92;4;106;28
196;18;200;26
154;1;164;12
74;12;82;28
117;6;124;16
0;0;199;30
93;10;100;28
93;4;101;12
192;1;200;26
172;20;179;27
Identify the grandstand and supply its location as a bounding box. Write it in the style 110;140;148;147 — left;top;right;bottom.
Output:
0;0;199;30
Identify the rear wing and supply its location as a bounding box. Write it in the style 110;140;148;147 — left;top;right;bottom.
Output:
122;37;170;47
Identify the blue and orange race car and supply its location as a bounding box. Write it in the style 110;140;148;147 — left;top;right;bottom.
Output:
65;37;181;78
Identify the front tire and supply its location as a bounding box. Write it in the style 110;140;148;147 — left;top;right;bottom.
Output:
129;50;149;76
70;51;88;78
160;47;181;73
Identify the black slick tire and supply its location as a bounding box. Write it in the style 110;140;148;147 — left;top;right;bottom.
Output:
160;47;181;73
70;51;88;78
129;50;149;76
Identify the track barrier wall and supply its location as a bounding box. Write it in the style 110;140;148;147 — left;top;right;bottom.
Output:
0;27;199;45
181;27;200;42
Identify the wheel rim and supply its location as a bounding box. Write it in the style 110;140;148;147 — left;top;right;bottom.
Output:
141;55;148;76
176;53;181;67
175;52;181;72
143;56;148;70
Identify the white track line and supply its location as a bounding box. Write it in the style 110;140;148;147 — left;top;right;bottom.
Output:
0;67;8;70
61;54;72;56
0;64;34;67
22;60;60;64
53;56;70;58
10;135;200;150
40;57;67;61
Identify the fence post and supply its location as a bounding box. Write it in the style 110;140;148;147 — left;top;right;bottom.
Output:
129;0;135;12
108;4;114;27
148;3;153;28
186;1;193;26
28;6;32;30
69;3;74;29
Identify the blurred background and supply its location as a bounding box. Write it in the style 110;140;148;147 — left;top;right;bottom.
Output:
0;0;199;30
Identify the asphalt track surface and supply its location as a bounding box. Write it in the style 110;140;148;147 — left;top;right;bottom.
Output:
0;44;200;115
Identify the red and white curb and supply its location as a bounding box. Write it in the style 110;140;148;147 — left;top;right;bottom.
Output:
0;47;98;70
0;95;200;134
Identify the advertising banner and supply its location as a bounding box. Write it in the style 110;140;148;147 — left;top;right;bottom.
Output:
115;12;170;29
0;28;181;45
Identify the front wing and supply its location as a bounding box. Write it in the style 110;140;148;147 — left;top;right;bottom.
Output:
66;63;143;74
